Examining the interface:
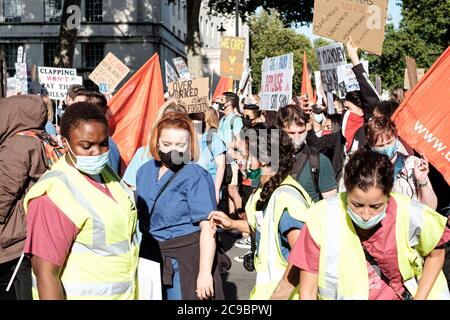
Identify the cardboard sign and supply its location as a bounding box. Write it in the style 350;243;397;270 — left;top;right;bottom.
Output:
314;71;325;105
260;53;294;111
312;0;388;55
172;57;191;80
220;36;246;80
404;68;426;90
165;61;179;86
316;43;347;92
336;64;360;98
38;67;82;100
89;52;130;92
168;77;210;114
6;77;16;97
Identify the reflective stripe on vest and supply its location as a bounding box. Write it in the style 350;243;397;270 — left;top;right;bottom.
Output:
32;275;132;297
38;170;133;257
318;196;345;300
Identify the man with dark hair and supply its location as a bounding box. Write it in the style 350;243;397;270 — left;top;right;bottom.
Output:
217;92;244;218
83;91;121;175
278;104;337;202
57;84;87;123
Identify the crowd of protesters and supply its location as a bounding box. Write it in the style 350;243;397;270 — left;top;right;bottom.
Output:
0;38;449;301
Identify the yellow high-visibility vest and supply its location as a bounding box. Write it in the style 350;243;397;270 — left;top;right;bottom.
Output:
306;192;450;300
246;175;312;300
24;157;139;300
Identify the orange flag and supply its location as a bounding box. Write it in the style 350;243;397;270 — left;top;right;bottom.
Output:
213;77;234;101
108;53;164;171
301;51;316;104
392;46;450;184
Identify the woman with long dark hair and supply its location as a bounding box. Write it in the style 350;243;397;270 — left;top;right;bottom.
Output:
209;128;312;299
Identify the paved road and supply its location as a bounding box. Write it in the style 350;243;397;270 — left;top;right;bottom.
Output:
218;230;256;300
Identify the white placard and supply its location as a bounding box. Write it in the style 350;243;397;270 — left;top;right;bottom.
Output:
316;43;347;92
260;53;294;111
38;67;82;100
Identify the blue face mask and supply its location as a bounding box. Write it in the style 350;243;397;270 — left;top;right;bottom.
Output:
66;140;110;175
373;139;398;160
313;113;325;124
347;205;387;230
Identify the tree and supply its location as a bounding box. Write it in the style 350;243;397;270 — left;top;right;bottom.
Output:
173;0;315;78
367;0;449;91
249;10;318;95
53;0;81;68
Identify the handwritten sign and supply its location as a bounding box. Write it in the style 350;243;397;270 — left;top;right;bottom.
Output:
89;52;130;92
168;77;210;114
316;43;347;92
165;61;179;86
312;0;388;55
260;53;294;111
172;57;191;81
221;36;246;80
336;63;360;98
38;67;82;100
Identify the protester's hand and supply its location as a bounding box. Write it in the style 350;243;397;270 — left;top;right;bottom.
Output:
346;36;360;66
414;155;430;184
208;211;233;230
196;272;214;300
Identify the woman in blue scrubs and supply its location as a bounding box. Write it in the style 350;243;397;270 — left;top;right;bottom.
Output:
136;111;224;300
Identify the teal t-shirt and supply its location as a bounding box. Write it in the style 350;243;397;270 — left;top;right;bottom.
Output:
218;113;243;145
296;153;337;202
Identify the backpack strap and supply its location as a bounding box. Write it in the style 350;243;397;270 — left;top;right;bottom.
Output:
291;145;310;180
308;146;322;201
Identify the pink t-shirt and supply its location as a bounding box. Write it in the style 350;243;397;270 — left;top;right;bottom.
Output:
24;175;116;267
290;197;450;300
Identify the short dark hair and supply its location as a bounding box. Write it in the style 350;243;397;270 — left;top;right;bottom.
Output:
85;91;108;114
277;104;308;129
375;100;400;118
244;104;261;118
344;149;394;195
61;102;108;140
345;91;362;108
67;84;86;100
223;92;239;109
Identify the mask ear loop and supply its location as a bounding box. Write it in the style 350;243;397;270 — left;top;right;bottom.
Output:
61;137;78;166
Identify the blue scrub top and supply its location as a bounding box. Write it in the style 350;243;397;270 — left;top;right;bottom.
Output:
197;131;227;182
108;137;121;175
136;160;217;241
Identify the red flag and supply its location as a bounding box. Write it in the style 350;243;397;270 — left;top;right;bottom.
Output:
213;77;234;101
392;46;450;184
109;53;164;171
301;51;316;104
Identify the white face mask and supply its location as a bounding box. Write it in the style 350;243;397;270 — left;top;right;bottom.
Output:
65;139;110;175
292;134;307;150
313;113;325;124
347;205;387;230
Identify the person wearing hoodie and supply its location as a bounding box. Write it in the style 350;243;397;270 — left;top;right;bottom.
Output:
0;95;49;300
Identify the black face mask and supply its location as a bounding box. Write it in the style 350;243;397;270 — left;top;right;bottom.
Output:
243;116;253;128
217;103;226;111
158;150;187;172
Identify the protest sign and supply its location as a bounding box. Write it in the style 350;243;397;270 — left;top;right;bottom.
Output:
6;77;16;97
316;43;347;92
220;36;246;80
260;53;294;110
165;61;179;86
314;71;325;106
404;68;426;90
14;46;28;95
312;0;388;55
392;46;450;184
38;67;82;100
168;77;210;114
89;52;130;92
336;63;360;98
172;57;191;80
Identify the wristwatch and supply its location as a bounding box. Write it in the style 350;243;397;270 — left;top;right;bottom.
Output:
417;180;428;188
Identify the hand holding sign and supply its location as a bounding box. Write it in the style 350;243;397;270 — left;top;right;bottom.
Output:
346;37;360;66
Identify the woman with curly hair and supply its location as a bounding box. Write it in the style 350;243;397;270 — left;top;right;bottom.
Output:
209;128;312;299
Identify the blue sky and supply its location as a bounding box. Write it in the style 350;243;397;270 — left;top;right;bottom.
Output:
296;1;403;41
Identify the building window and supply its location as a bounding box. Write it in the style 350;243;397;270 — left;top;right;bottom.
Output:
4;0;21;23
44;43;58;67
3;44;21;76
177;0;181;19
85;0;103;22
211;23;214;40
45;0;62;23
178;30;181;38
83;43;104;68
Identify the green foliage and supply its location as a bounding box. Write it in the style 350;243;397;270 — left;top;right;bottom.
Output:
249;10;318;94
367;0;449;91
